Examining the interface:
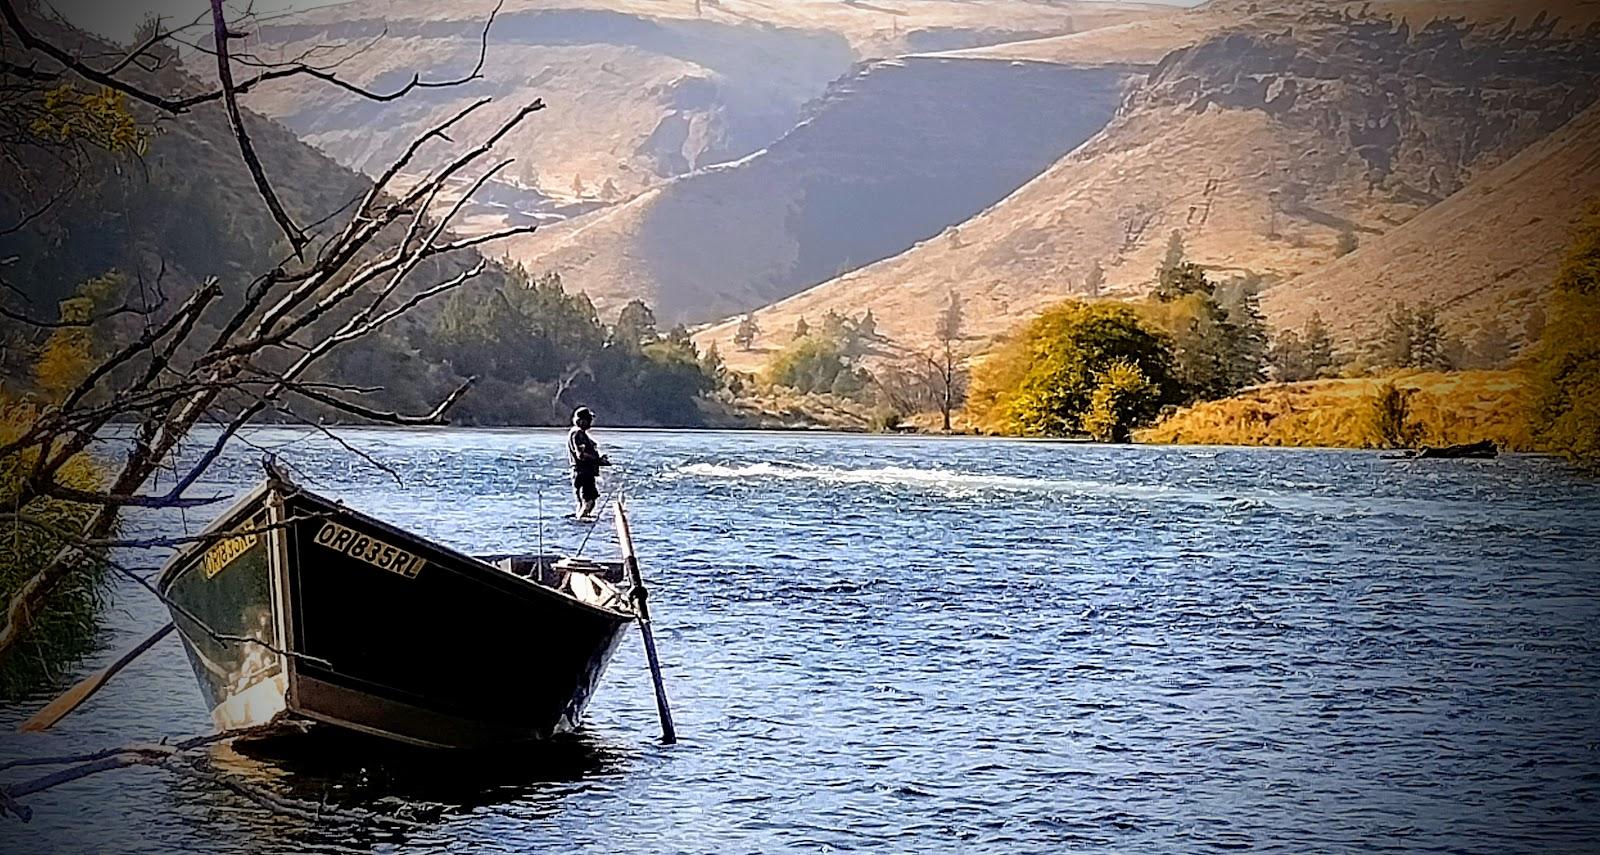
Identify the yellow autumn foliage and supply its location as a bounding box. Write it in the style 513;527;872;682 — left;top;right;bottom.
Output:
1528;206;1600;470
1136;371;1533;450
966;301;1179;437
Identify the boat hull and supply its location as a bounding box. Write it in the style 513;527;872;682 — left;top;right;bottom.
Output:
158;479;635;749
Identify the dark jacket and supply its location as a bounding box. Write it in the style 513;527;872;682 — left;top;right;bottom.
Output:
568;426;604;477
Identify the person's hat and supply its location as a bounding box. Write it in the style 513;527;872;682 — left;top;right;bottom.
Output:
573;406;594;424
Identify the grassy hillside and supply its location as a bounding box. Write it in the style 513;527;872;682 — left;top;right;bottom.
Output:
697;0;1600;372
0;11;720;428
1262;102;1600;350
500;55;1136;322
244;0;1166;231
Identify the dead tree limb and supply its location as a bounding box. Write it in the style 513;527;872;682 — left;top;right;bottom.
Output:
0;3;544;666
1;729;423;828
207;0;305;253
0;0;503;115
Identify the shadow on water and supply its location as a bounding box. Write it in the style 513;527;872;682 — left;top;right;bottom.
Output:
162;724;634;852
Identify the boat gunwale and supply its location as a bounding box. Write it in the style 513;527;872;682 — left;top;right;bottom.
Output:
155;476;637;622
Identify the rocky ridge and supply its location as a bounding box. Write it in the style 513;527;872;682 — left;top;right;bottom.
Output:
243;0;1167;221
696;1;1600;368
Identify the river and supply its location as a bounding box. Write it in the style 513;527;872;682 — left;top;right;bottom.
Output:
2;429;1598;853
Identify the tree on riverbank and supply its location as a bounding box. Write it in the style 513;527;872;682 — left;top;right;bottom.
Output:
415;271;717;425
1269;312;1342;382
1530;206;1600;471
1142;266;1268;401
1362;381;1425;449
966;301;1179;437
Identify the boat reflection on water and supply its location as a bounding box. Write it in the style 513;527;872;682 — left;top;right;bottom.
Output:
226;724;631;801
160;724;636;851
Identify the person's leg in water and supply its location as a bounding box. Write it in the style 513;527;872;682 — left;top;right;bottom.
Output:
574;473;599;519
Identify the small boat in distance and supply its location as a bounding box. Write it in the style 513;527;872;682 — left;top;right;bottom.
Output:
156;467;636;749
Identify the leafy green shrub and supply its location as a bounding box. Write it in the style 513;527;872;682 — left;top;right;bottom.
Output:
762;330;872;401
1083;360;1160;443
967;301;1179;437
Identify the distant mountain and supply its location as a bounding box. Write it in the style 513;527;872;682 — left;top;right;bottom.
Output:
242;0;1168;234
497;53;1143;322
695;0;1600;368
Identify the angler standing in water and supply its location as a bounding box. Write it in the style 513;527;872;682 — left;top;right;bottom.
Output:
568;406;611;519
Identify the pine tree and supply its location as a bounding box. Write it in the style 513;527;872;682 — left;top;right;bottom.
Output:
931;290;966;433
1154;262;1212;302
1217;278;1268;390
1161;230;1186;272
1268;329;1307;382
734;313;760;351
1301;312;1338;378
1083;262;1104;299
1409;303;1450;370
1368;303;1417;369
1468;320;1513;369
612;299;658;350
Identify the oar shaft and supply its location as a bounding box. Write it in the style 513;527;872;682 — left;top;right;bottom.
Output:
615;500;677;744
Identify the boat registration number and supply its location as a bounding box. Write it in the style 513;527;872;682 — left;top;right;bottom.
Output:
313;522;426;579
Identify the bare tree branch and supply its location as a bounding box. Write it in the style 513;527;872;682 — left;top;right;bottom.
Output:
288;375;476;426
207;0;304;253
0;726;423;828
0;294;165;328
0;0;539;678
0;0;503;115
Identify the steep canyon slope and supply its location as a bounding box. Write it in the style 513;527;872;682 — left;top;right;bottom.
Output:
243;0;1168;220
697;0;1600;367
1262;100;1600;344
499;55;1140;321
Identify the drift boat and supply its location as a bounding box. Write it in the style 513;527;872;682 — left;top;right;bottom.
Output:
155;468;636;749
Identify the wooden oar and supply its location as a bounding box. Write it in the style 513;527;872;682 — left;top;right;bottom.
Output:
613;497;677;744
19;622;176;733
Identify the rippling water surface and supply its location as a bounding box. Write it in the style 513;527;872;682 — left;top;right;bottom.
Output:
3;429;1599;854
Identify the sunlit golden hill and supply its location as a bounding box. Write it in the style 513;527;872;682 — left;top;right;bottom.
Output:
1261;101;1600;348
697;0;1600;372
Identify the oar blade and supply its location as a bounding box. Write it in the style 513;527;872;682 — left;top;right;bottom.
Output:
19;669;113;732
18;622;176;733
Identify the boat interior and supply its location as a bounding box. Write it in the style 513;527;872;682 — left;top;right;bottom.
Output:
487;554;633;613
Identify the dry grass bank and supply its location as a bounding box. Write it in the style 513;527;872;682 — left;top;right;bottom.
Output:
1136;371;1532;450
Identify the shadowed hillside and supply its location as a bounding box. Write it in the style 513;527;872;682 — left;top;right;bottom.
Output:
501;54;1138;321
243;0;1169;231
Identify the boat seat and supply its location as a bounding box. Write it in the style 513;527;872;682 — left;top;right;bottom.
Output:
565;570;626;611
